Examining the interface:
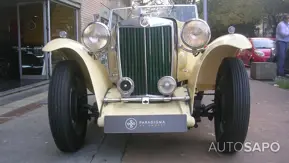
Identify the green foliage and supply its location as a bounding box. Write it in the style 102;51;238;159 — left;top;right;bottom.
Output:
262;0;289;15
262;0;289;36
198;0;263;29
192;0;289;38
275;78;289;89
176;0;289;38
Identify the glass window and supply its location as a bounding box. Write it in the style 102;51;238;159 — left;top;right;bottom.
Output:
19;3;45;75
50;2;77;71
50;2;76;40
252;38;274;49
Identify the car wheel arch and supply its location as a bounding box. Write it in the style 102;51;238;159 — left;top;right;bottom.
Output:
187;34;252;111
43;38;113;111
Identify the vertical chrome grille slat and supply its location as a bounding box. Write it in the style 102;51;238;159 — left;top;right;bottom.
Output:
162;27;165;64
144;28;148;94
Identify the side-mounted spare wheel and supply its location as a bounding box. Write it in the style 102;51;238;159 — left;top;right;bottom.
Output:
48;60;88;153
214;57;250;153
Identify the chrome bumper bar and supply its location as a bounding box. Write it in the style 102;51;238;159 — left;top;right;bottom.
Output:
103;96;191;104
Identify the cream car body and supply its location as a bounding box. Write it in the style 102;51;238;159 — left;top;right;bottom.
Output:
44;2;251;153
43;28;251;128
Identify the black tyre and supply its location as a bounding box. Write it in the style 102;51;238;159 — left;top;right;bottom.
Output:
48;60;88;153
214;57;250;153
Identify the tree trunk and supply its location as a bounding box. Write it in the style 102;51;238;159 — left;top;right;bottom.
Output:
271;15;278;37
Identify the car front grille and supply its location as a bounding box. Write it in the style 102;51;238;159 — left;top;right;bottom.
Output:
118;25;173;96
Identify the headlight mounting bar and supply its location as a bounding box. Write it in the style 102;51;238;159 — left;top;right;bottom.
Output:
103;96;190;103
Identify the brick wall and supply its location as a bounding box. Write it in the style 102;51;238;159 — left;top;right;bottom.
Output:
80;0;130;31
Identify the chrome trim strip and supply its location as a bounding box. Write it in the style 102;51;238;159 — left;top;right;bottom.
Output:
161;27;165;63
116;24;123;77
106;51;110;77
144;28;148;94
103;96;190;103
170;22;176;78
119;17;174;28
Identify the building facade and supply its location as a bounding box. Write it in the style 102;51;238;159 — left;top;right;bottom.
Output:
0;0;130;81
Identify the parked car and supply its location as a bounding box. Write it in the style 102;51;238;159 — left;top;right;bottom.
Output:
237;37;275;66
43;2;252;154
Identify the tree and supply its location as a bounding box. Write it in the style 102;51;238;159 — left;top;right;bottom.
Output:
193;0;266;39
262;0;289;36
199;0;263;28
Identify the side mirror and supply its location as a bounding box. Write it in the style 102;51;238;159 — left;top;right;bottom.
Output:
228;26;235;34
59;31;67;38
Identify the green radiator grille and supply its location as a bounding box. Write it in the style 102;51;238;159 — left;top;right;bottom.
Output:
119;25;172;95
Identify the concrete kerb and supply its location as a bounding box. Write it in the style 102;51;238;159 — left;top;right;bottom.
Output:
0;80;49;98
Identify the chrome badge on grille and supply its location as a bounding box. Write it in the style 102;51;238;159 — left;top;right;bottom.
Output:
139;15;150;27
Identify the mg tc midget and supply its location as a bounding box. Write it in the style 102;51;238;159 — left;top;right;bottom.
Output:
43;1;252;154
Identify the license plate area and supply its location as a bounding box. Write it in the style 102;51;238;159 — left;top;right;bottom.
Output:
104;114;187;133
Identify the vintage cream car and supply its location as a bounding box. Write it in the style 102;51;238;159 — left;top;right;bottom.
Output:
43;3;252;153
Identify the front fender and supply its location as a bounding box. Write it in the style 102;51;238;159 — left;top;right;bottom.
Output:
186;34;252;109
43;38;113;110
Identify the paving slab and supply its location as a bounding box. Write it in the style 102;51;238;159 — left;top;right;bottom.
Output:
0;106;105;163
0;79;289;163
91;134;129;163
0;84;48;106
122;79;289;163
0;91;126;163
0;91;48;115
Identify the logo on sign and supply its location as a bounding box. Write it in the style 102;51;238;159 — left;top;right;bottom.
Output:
139;120;166;127
125;118;138;130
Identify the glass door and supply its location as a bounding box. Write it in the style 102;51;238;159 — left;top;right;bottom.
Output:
17;2;48;79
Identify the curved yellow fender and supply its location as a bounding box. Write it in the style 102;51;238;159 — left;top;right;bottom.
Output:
186;34;252;110
42;38;112;110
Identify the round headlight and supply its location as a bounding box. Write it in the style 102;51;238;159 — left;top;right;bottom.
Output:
82;22;110;52
255;50;265;57
181;19;211;49
117;77;135;97
228;26;236;34
157;76;177;96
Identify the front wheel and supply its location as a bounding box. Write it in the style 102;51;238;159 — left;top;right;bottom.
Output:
48;60;88;153
214;57;250;153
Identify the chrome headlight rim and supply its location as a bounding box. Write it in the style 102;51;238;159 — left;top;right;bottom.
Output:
117;77;135;97
254;50;265;57
181;18;211;50
81;22;111;52
157;76;177;96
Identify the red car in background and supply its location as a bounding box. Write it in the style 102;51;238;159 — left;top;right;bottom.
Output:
236;37;275;66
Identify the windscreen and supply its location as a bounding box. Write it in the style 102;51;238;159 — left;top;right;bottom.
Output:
108;5;198;28
252;38;275;49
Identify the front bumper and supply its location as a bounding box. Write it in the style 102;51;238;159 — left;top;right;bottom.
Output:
97;87;195;133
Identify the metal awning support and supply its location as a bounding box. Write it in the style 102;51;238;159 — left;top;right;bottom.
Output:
203;0;208;22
